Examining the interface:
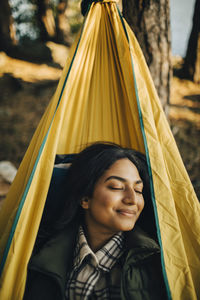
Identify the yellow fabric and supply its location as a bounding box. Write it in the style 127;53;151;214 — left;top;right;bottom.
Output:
0;1;199;299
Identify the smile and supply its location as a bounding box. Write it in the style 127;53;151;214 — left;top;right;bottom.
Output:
116;209;137;217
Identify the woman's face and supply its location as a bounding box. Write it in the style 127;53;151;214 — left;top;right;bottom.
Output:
83;158;145;235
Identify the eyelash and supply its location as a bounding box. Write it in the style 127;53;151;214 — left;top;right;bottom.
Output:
109;186;123;190
109;186;143;194
135;190;143;195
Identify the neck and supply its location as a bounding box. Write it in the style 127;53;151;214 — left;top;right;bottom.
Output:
83;222;117;252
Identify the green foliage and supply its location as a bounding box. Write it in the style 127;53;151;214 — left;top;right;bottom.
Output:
10;0;39;41
9;0;83;43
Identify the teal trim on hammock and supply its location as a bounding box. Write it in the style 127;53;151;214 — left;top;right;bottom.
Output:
117;6;172;300
0;129;50;277
0;16;88;277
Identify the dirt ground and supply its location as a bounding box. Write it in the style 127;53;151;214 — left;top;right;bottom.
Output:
0;49;199;204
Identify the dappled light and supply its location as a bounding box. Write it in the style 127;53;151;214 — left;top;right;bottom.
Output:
0;0;199;201
0;2;199;300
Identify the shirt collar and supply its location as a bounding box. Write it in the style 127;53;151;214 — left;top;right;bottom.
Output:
74;226;125;272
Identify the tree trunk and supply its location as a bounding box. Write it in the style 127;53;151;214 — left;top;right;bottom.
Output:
182;0;200;83
0;0;16;51
35;0;56;41
35;0;70;45
55;0;71;45
122;0;171;112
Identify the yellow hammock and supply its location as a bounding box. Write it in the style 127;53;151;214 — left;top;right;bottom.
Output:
0;1;199;299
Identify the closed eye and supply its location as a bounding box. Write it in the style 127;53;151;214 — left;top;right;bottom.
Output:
135;190;143;194
108;186;123;190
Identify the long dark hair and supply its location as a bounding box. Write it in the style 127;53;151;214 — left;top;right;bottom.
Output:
37;142;157;252
60;142;156;237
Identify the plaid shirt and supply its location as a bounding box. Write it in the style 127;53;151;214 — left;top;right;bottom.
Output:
65;226;125;299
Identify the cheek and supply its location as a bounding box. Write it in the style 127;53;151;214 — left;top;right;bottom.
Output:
90;190;117;210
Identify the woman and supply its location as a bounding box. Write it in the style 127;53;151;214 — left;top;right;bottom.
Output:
23;142;167;300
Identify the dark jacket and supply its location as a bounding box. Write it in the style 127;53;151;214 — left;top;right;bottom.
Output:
23;222;168;300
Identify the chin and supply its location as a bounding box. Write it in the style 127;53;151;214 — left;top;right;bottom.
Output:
117;222;136;232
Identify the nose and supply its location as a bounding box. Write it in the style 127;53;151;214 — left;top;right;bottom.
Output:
122;187;137;205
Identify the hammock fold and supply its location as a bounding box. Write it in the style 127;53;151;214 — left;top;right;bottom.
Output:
0;1;199;299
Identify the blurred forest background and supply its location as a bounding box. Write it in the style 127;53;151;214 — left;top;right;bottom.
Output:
0;0;199;203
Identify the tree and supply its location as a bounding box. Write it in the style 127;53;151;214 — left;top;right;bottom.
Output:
0;0;16;51
182;0;200;83
35;0;56;41
35;0;70;44
55;0;71;45
122;0;172;112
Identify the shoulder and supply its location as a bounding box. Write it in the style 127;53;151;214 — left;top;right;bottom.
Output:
121;226;168;300
123;226;161;269
124;226;160;252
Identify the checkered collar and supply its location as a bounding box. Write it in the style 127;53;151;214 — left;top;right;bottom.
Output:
73;226;125;272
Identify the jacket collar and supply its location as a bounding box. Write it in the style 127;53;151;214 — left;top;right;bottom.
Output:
28;221;79;296
28;224;159;296
124;226;160;263
125;226;160;250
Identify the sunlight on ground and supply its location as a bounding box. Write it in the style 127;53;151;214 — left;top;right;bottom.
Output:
0;52;62;83
0;49;199;128
170;77;200;128
0;49;199;201
46;42;69;67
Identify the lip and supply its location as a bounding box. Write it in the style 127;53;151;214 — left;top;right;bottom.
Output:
116;209;137;217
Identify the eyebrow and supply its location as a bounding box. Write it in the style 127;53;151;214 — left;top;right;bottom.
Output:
105;176;143;185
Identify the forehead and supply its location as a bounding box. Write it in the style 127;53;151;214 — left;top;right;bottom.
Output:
101;158;142;182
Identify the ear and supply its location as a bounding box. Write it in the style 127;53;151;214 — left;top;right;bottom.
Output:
80;197;89;209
